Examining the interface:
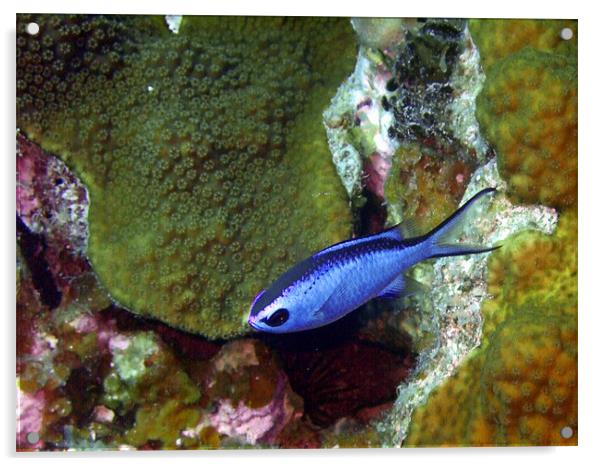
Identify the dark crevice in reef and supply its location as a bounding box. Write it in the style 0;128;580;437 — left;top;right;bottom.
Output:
278;337;414;427
357;186;388;237
17;214;62;309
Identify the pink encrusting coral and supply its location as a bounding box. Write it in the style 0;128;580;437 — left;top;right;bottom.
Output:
16;134;91;296
200;339;304;446
209;372;301;445
324;43;400;202
16;388;45;450
363;152;392;198
16;134;89;254
349;58;398;199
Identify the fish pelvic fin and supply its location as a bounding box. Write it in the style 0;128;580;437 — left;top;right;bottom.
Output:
425;187;501;259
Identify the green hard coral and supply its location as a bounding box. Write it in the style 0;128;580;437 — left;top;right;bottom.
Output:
17;15;356;338
101;331;204;448
476;47;577;209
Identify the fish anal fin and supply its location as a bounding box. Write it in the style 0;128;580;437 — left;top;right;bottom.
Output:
377;274;427;300
402;275;428;298
377;275;405;299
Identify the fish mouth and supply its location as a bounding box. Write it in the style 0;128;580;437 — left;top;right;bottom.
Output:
247;316;261;331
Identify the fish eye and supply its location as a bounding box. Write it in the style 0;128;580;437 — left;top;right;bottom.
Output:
263;308;289;327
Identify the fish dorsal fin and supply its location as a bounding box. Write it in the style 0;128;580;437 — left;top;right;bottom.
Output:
399;218;421;239
376;223;404;241
377;274;405;299
312;236;375;258
313;223;410;259
376;219;421;242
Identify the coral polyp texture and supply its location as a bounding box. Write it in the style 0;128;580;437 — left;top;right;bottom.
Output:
475;43;577;210
384;143;475;233
404;210;577;446
469;19;577;71
16;14;578;450
17;15;355;338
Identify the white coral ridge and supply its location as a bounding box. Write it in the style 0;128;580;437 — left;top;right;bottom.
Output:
323;47;399;199
165;15;182;34
377;158;558;447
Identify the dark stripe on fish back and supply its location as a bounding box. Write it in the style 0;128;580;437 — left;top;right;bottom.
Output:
256;237;404;309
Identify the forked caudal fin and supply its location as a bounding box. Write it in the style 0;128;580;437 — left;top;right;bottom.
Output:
426;187;500;259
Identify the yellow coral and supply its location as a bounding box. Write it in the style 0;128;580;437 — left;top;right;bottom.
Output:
405;208;577;447
384;144;474;232
483;310;577;445
126;400;201;448
485;210;577;324
469;19;577;71
477;47;577;209
405;354;483;446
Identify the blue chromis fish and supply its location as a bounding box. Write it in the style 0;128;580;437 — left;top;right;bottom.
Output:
248;188;499;334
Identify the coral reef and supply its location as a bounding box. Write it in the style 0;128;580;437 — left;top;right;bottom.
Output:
15;130;412;451
381;18;490;232
17;133;95;308
103;331;203;448
404;210;577;446
476;47;577;209
376;160;559;446
16;14;578;450
202;339;303;446
325;18;488;234
386;19;486;156
486;210;577;315
17;252;305;450
469;19;577;71
384;143;475;233
393;23;577;446
351;18;418;52
17;15;355;338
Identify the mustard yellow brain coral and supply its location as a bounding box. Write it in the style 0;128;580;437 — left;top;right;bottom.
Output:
405;210;577;446
482;309;577;445
17;15;355;338
406;304;578;447
486;210;577;318
469;19;577;71
476;47;577;209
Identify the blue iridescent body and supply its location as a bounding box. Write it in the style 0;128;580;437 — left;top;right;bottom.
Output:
248;188;498;333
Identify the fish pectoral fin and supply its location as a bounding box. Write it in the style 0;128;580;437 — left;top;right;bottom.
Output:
377;274;427;300
314;276;353;316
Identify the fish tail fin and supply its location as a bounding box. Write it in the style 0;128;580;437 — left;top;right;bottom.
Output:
425;187;500;259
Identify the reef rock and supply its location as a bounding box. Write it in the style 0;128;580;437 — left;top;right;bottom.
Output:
202;339;303;446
